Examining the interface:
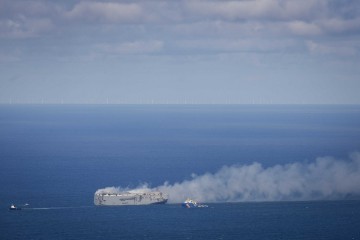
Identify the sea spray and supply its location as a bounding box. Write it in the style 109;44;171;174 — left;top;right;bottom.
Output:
96;152;360;203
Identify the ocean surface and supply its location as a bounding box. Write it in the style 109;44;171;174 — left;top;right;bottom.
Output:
1;104;360;239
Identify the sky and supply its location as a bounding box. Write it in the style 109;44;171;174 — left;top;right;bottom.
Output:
1;0;360;104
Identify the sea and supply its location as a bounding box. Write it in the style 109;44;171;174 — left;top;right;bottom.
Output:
1;104;360;240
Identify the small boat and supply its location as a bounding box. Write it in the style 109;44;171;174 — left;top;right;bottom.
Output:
182;198;208;208
9;204;21;210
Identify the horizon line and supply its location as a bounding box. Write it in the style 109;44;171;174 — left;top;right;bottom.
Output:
1;103;359;106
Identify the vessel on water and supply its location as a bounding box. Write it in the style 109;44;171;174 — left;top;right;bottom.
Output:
94;191;168;206
9;204;21;210
182;198;208;208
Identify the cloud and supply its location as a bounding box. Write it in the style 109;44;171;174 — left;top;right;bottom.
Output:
0;0;56;39
174;38;296;53
184;0;327;21
173;20;267;38
184;0;279;21
0;17;53;38
285;16;360;38
319;17;360;35
306;40;358;56
1;1;360;104
1;0;359;41
287;21;322;36
0;0;56;18
64;1;144;23
97;152;360;203
97;40;164;55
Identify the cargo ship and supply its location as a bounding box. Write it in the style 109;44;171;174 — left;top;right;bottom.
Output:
94;191;168;206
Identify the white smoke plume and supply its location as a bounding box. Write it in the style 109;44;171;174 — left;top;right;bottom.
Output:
96;152;360;203
95;184;151;195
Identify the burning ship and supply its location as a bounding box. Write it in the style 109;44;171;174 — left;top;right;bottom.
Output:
94;190;168;206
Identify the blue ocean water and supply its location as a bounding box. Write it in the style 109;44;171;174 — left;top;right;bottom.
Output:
1;104;360;239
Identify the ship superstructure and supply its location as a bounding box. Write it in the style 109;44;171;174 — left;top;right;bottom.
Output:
94;191;168;206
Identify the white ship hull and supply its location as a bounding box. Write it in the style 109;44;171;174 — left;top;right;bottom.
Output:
94;191;168;206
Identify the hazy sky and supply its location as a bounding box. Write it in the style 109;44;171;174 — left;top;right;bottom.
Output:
1;0;360;104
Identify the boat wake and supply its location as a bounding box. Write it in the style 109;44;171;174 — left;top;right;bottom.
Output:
23;206;94;210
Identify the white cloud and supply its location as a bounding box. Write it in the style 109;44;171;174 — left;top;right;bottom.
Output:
64;1;144;23
184;0;279;20
319;17;360;34
287;21;322;36
0;0;56;39
173;20;267;38
306;40;358;56
175;38;296;53
279;0;327;20
1;1;360;104
97;40;164;54
0;17;53;38
184;0;327;21
0;0;57;18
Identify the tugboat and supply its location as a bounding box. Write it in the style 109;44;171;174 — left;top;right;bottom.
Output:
182;198;208;208
9;204;21;210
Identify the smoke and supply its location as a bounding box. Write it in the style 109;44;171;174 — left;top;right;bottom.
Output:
96;152;360;203
95;184;151;195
